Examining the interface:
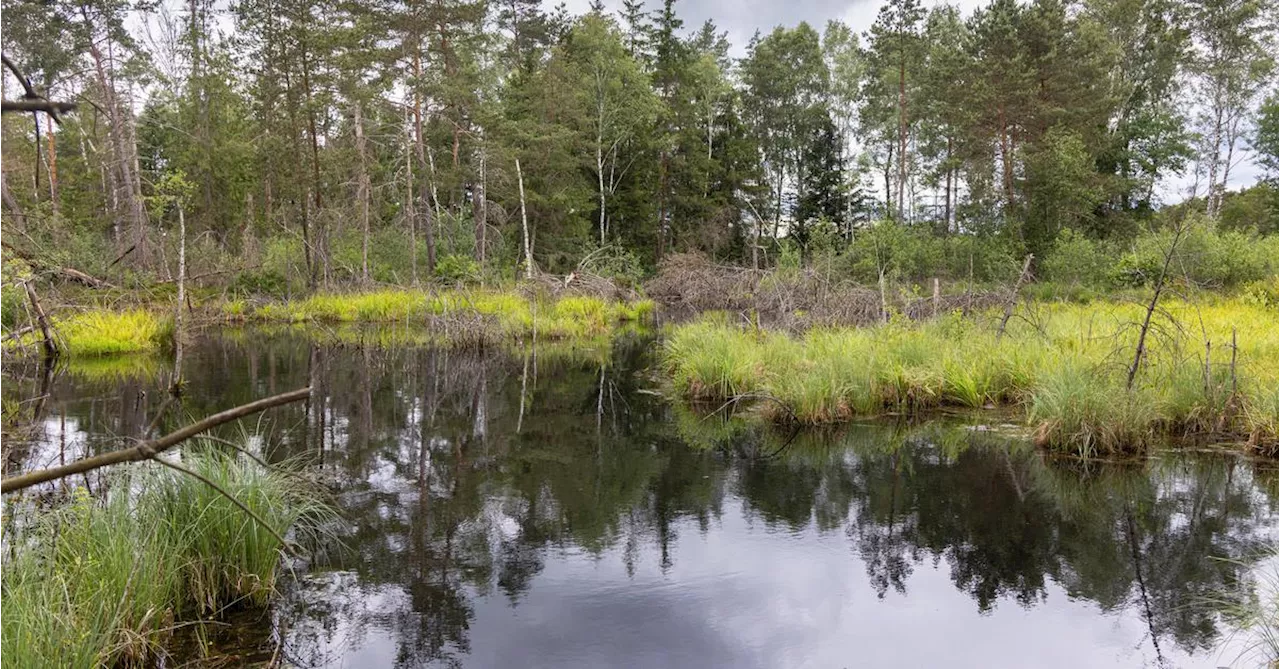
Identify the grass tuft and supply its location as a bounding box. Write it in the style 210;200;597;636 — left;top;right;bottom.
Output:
1;446;333;667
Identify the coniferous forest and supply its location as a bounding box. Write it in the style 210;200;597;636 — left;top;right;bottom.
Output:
1;0;1275;290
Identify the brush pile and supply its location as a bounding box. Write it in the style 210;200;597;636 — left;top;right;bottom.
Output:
646;254;1004;329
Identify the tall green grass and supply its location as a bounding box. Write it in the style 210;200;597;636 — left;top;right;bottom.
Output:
1;447;332;667
5;309;171;357
663;299;1278;456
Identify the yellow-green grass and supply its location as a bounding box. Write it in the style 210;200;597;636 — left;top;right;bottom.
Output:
238;289;655;339
60;309;170;356
6;309;170;357
663;299;1278;456
0;446;332;667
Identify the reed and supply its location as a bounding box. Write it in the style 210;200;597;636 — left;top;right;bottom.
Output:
0;445;333;667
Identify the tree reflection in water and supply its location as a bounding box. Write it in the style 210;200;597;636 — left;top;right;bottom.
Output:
2;329;1274;668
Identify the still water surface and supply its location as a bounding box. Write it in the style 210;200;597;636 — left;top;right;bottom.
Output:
4;328;1276;668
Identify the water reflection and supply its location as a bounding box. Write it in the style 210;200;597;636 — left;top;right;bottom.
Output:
2;329;1275;668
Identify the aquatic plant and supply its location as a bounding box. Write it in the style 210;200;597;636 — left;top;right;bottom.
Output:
0;446;332;667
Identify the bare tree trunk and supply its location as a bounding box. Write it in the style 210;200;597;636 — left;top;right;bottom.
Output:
1127;221;1187;390
517;157;533;280
897;57;907;222
1204;84;1224;217
24;282;57;359
412;47;436;275
406;111;418;285
173;207;187;390
943;137;953;233
597;140;606;246
0;122;20;220
300;35;324;289
427;147;447;254
354;102;371;284
46;118;57;206
999;106;1015;217
87;31;144;266
1214;111;1242;218
125;93;148;268
477;141;487;272
996;254;1034;341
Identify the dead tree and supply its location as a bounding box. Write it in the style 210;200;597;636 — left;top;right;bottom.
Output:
996;254;1034;341
1126;221;1189;391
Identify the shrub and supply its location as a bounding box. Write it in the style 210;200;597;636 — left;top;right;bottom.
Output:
1114;220;1277;290
1041;228;1112;287
2;285;23;329
436;254;481;284
845;222;1018;284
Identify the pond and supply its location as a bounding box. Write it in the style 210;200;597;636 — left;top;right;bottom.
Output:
3;328;1276;668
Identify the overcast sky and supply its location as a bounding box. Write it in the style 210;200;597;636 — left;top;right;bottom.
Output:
549;0;983;57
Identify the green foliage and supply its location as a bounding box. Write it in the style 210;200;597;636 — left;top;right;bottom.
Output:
1;285;23;329
1041;228;1113;287
1114;221;1278;289
845;222;1018;283
1021;127;1105;257
436;254;481;283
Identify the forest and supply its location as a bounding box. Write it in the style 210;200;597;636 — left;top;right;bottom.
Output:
0;0;1275;292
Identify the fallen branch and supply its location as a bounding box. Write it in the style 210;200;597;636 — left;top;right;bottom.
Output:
1;99;78;116
1;387;310;493
5;325;35;342
2;241;116;288
23;281;58;359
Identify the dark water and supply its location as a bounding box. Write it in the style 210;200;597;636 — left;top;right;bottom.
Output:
3;329;1276;668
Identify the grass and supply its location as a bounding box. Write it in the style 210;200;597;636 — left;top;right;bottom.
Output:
237;288;655;340
0;446;332;667
59;309;171;356
5;309;172;357
663;298;1278;456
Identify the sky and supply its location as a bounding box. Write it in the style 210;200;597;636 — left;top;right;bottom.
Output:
550;0;979;57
